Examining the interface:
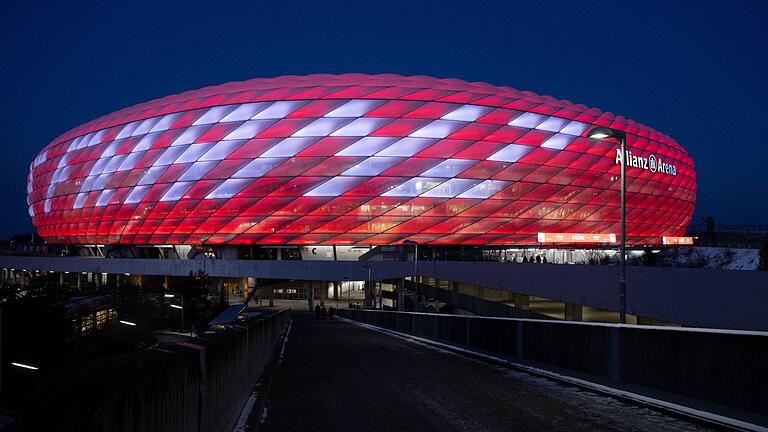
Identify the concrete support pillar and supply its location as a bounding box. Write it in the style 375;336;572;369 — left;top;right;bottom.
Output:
217;278;224;304
163;275;169;291
514;293;529;309
116;274;121;289
305;281;314;311
241;277;248;301
565;303;583;321
267;279;274;307
320;281;327;305
95;272;101;289
77;273;81;290
397;278;405;311
332;281;339;300
59;272;64;287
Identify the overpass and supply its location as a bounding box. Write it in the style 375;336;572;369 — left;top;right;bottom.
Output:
1;255;767;331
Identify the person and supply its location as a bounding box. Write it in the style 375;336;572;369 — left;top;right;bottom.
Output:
542;255;548;264
536;255;542;263
315;304;321;319
522;256;528;263
328;305;335;319
321;304;327;319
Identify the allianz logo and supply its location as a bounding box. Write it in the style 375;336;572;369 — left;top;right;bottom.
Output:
614;149;677;176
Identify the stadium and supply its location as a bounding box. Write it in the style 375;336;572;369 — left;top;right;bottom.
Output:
26;74;696;248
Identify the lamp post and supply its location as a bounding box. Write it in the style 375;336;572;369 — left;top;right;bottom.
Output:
403;240;418;312
586;126;628;324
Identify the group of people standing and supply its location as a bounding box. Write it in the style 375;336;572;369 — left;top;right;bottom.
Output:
314;303;335;319
513;255;548;263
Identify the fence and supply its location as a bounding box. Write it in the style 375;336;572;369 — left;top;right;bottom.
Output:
15;309;290;432
338;309;768;425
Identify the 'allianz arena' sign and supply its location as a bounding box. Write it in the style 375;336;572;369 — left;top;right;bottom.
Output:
615;149;677;176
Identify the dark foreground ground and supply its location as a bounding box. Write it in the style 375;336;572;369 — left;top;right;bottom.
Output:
264;312;711;432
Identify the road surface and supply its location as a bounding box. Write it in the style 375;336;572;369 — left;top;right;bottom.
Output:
263;312;710;431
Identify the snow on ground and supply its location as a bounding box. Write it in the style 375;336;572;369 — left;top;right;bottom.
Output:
658;247;760;271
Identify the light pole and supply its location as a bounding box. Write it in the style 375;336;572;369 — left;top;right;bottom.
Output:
403;240;418;312
586;126;628;324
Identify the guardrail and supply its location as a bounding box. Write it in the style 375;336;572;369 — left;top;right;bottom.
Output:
338;309;768;427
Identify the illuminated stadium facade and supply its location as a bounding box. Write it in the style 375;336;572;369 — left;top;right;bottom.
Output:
27;74;696;246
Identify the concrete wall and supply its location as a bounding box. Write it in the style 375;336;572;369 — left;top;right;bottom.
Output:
2;256;768;330
15;310;289;432
339;310;768;426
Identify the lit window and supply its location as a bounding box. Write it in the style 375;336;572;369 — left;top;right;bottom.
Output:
457;180;510;198
421;178;481;197
382;177;444;197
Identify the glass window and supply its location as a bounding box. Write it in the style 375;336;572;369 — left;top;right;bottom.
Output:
382;177;443;197
421;178;481;197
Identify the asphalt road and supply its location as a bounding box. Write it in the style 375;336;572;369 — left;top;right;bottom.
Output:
264;312;711;432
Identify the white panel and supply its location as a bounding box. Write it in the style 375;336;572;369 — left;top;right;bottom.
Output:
420;159;477;177
441;105;492;122
409;120;465;139
509;112;546;128
160;182;194;202
133;133;161;152
99;141;122;158
132;117;162;136
150;113;181;133
138;166;166;185
88;130;107;147
88;158;110;176
193;106;237;125
330;118;390;137
324;99;385;117
44;199;51;213
154;146;188;166
80;176;97;192
535;116;569;133
46;183;55;199
335;137;398;156
206;178;252;199
95;189;115;207
116;121;141;139
198;140;245;161
251;101;306;119
221;103;270;122
117;152;144;171
304;176;365;196
179;161;218;181
223;119;276;140
57;153;69;169
232;158;286;178
175;143;215;164
457;180;510;198
382;177;444;197
487;144;534;162
292;118;353;137
375;137;436;157
92;173;112;191
421;178;481;197
124;185;150;204
80;132;96;147
260;137;317;158
73;192;88;209
541;133;576;150
560;120;589;136
102;154;127;173
171;125;210;146
341;157;403;176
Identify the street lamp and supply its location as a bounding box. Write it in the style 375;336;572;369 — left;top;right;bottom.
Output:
586;126;628;324
403;240;419;312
